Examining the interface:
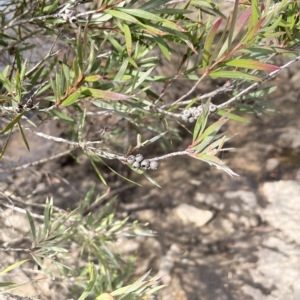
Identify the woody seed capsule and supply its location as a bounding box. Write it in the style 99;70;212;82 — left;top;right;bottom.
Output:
141;160;150;170
135;154;144;162
126;155;135;164
150;160;158;170
132;161;140;170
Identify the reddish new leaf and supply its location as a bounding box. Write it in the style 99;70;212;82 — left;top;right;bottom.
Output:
224;59;280;71
81;87;130;100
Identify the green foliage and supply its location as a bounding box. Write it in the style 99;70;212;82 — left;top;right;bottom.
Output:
1;191;156;298
0;0;300;298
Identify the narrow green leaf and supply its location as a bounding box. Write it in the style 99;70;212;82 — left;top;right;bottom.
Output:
233;6;252;41
123;23;132;57
117;8;186;32
76;27;83;68
49;110;74;122
153;8;192;14
26;210;36;243
217;110;250;123
138;0;171;10
127;57;138;68
203;18;223;69
250;0;260;33
224;59;280;71
88;156;107;186
78;263;96;300
0;260;29;275
0;111;26;135
85;74;102;82
140;23;167;36
194;153;238;176
127;67;154;93
140;131;167;147
61;91;81;107
17;122;30;151
114;59;129;81
102;160;141;186
43;198;52;236
193;134;216;154
20;60;27;80
42;0;59;13
143;172;161;188
0;282;16;287
82;185;95;209
78;108;86;142
105;9;138;23
209;70;260;81
227;0;239;53
155;36;171;61
81;87;130;100
0;128;12;158
196;114;228;144
107;35;124;53
193;101;210;142
62;63;70;88
243;17;265;44
95;293;115;300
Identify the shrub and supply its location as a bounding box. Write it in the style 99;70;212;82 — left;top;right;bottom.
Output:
0;0;299;299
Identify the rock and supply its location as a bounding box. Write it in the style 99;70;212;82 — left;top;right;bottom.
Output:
174;204;213;227
194;192;225;210
265;158;280;172
277;128;300;150
224;190;257;211
262;180;300;245
244;236;300;300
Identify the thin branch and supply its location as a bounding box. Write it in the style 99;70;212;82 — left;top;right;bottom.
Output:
0;202;44;220
0;29;44;55
0;247;32;253
2;293;39;300
217;55;300;109
171;72;207;106
2;15;59;31
3;148;77;172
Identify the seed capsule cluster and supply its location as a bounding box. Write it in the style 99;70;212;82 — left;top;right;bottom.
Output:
181;103;217;123
126;154;158;171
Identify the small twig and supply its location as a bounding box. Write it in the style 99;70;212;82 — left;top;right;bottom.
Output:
0;29;43;55
160;82;234;109
24;128;78;146
2;14;60;31
155;55;187;105
171;72;207;106
0;190;64;214
25;33;62;78
0;247;32;253
24;127;192;163
1;202;44;220
147;150;189;161
2;294;41;300
3;148;77;172
217;55;300;109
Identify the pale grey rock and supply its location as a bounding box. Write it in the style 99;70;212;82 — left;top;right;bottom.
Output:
194;192;225;210
242;284;265;299
265;158;280;172
224;190;257;210
262;180;300;245
174;204;213;227
219;218;235;233
277;128;300;150
245;236;300;300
